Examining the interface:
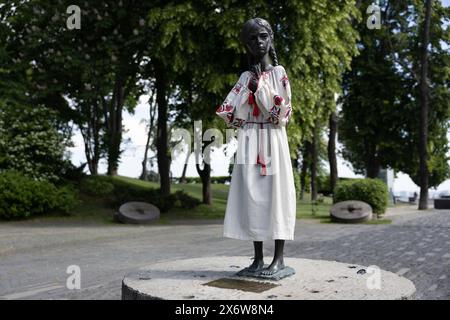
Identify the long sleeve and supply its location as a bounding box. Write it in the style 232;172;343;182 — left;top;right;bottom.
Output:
254;66;292;127
215;72;251;129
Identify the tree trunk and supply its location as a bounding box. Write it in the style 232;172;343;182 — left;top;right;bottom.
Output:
180;85;193;184
310;125;318;201
141;127;152;181
140;91;156;181
366;164;381;179
197;162;211;205
107;72;125;176
196;155;212;205
418;0;432;210
180;152;190;183
80;100;101;176
91;104;100;175
155;62;171;196
300;142;310;200
366;153;381;179
327;111;338;194
195;133;213;205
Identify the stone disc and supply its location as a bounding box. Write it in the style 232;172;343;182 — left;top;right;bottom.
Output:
330;200;372;223
117;202;160;224
121;256;416;300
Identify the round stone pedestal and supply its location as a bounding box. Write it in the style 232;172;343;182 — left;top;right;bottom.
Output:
122;256;416;300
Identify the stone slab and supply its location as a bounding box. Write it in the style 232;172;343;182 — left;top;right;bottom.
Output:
122;256;416;300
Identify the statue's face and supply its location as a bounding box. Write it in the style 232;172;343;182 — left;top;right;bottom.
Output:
245;25;271;58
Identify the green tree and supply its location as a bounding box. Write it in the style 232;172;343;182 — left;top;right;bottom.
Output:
0;1;155;176
339;0;449;193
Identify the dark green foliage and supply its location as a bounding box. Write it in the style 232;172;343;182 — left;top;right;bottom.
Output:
60;163;88;183
172;190;201;209
333;178;388;215
317;176;357;196
0;171;78;220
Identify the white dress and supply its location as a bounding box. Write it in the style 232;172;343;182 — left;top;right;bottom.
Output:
215;65;296;241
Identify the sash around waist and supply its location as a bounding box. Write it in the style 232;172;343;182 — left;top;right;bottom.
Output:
243;121;272;125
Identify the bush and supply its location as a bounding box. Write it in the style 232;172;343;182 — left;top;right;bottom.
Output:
317;176;358;196
173;190;201;209
52;185;79;213
0;171;78;220
60;162;88;183
0;103;72;182
333;178;388;216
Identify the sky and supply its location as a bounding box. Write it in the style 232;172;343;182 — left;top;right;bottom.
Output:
68;1;450;194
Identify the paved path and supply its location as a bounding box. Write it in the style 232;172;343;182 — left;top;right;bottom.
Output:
0;206;448;300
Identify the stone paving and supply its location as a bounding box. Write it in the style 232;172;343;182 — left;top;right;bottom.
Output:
0;206;448;300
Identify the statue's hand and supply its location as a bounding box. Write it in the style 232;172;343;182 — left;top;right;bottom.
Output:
249;64;261;93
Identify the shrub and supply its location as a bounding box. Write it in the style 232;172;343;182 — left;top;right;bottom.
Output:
317;176;358;196
61;162;88;183
173;190;201;209
333;178;388;216
0;103;72;182
53;185;79;213
0;171;78;220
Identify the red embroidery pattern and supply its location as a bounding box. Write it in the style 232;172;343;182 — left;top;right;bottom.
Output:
285;106;292;119
281;75;289;89
232;83;242;94
231;118;246;128
269;105;281;125
215;101;233;113
274;95;284;106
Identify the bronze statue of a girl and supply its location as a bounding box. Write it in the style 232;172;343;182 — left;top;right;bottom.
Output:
216;18;296;279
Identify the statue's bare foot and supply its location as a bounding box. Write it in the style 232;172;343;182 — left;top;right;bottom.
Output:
260;259;285;276
237;258;264;276
246;258;265;272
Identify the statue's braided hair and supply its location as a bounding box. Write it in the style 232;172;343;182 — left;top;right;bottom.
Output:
240;17;279;68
